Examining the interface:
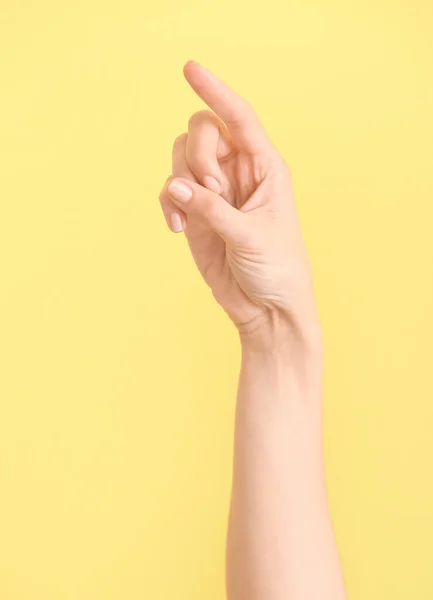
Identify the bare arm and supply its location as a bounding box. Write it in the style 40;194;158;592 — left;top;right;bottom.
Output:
227;319;346;600
159;60;346;600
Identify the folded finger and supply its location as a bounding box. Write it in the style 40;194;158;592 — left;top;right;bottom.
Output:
186;110;232;193
183;60;277;157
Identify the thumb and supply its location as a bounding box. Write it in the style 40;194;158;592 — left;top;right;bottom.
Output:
166;177;247;243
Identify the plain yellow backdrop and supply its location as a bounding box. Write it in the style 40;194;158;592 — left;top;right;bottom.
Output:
1;1;432;598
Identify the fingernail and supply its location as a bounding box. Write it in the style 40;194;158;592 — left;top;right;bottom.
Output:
168;180;192;203
203;175;220;194
169;212;184;233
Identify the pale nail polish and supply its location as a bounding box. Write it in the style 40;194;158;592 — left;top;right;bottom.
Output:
170;212;184;233
203;175;220;194
168;180;192;203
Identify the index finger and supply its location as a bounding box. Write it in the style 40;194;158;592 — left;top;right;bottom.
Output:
183;60;276;157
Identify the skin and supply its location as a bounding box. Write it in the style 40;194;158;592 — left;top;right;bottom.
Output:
159;60;347;600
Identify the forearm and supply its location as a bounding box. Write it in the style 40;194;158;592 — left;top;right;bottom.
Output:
226;315;346;600
161;59;346;600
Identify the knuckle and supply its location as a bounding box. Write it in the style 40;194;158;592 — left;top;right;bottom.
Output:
242;99;255;117
245;106;258;127
158;177;172;202
187;109;215;128
278;160;292;184
172;132;187;150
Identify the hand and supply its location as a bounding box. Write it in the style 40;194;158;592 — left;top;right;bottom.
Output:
159;61;321;347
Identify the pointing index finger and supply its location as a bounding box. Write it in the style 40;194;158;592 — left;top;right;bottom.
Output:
183;60;275;156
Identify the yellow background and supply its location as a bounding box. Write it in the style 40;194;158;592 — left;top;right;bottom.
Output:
1;1;432;598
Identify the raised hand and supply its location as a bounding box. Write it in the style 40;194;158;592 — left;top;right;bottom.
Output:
159;61;320;345
159;62;346;600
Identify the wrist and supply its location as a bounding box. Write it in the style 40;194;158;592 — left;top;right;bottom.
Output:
239;308;324;399
238;308;323;360
238;308;324;407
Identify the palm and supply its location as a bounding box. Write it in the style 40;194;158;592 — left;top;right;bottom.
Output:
161;61;309;328
184;150;265;324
